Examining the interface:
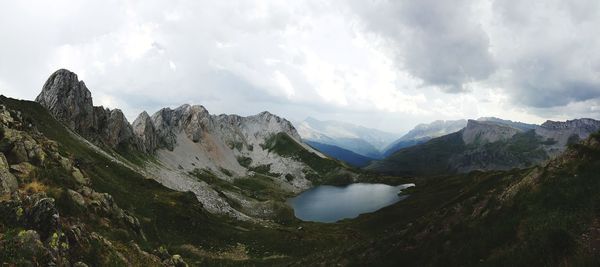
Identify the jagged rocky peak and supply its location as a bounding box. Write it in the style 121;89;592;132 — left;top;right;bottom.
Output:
35;69;94;133
147;104;212;149
132;111;159;152
247;111;301;140
36;69;136;150
535;118;600;150
541;118;600;130
462;119;521;145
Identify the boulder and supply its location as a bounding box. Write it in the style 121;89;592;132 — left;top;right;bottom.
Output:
71;167;89;186
67;189;86;208
15;230;52;263
10;162;35;180
0;152;18;194
26;198;60;240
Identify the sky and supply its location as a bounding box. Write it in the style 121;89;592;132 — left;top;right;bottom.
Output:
1;0;600;134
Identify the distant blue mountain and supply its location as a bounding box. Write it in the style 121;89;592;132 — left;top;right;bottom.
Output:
296;117;399;159
306;140;374;168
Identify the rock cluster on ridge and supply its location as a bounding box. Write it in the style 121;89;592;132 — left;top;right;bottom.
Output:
36;69;305;158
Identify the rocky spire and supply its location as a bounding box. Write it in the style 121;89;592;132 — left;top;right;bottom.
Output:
35;69;94;134
133;111;159;152
36;69;137;150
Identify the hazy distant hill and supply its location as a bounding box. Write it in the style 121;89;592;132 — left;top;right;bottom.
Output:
305;140;373;167
296;117;398;159
383;119;467;157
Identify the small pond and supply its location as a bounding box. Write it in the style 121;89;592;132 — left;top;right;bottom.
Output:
288;183;415;223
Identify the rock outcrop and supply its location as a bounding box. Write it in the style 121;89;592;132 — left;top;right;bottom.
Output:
536;118;600;153
35;69;137;150
132;111;159;153
35;69;94;135
0;102;164;266
0;152;18;194
462;120;521;145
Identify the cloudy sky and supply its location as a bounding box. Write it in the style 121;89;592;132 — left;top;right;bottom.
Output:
1;0;599;134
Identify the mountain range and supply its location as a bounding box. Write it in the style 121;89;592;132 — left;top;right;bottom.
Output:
368;117;600;176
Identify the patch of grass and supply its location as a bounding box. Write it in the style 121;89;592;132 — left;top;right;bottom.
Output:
248;164;280;177
236;156;252;168
219;167;233;177
21;180;47;194
232;174;292;201
371;131;466;176
189;168;237;192
114;142;155;166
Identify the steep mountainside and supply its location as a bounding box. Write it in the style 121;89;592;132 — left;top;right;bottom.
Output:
369;118;600;176
535;118;600;156
295;117;398;159
383;119;467;157
305;140;373;167
461;119;521;144
34;69;348;221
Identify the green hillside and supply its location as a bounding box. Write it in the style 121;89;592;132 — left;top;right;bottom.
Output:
368;129;550;177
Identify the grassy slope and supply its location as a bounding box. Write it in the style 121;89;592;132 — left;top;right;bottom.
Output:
368;131;466;176
370;130;550;177
263;132;354;185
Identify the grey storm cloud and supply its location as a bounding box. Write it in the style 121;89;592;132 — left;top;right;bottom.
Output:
349;0;600;108
490;0;600;109
348;0;496;92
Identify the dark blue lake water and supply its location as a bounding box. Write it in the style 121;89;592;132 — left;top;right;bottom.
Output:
288;183;415;223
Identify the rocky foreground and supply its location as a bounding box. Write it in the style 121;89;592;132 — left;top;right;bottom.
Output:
0;104;186;266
